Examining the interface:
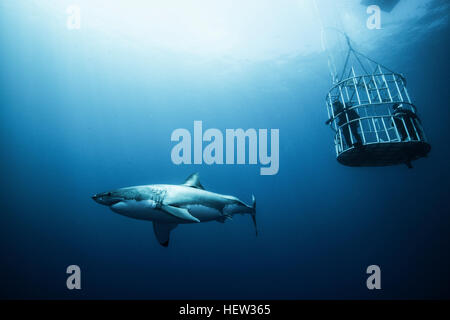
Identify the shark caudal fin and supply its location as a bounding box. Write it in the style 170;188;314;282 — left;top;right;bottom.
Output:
251;194;257;236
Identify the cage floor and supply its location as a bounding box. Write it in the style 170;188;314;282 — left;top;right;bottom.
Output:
337;141;431;167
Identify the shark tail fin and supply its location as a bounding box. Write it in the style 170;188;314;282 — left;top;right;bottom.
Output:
251;194;257;237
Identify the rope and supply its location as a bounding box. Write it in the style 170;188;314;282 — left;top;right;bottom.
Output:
313;0;337;84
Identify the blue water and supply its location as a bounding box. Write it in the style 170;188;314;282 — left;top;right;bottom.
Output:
1;1;449;299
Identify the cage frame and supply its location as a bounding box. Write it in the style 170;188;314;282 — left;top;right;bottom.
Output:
324;35;430;167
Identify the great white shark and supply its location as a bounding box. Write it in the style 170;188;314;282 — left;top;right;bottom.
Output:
92;173;257;247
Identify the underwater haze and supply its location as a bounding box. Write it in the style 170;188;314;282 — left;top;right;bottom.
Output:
1;0;449;299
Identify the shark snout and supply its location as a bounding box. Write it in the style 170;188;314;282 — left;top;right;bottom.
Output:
91;193;110;206
92;192;123;206
91;194;102;204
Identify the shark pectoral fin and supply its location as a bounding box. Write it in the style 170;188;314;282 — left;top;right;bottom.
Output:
161;205;200;223
153;222;178;247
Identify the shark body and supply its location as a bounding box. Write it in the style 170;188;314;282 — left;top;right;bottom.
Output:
92;173;257;247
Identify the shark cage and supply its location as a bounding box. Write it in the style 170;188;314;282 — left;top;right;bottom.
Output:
324;34;431;168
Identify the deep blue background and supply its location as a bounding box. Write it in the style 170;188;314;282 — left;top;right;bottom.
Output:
1;1;449;299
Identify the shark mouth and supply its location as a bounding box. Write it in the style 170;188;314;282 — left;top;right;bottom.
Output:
91;194;123;206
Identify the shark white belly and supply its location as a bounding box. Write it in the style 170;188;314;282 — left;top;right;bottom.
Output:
111;200;223;223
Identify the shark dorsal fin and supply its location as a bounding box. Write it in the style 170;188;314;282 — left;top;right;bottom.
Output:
182;173;204;190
